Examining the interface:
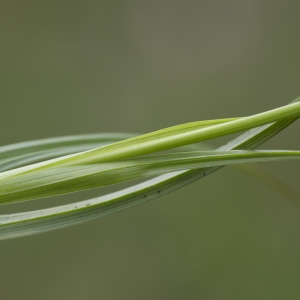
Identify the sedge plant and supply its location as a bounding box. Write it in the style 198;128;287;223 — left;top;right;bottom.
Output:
0;96;300;240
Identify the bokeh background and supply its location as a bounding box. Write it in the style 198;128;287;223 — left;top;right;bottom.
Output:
1;1;300;299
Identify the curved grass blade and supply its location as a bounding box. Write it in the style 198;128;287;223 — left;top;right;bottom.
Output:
0;117;239;179
7;99;300;176
0;150;300;205
0;97;299;240
1;134;298;207
1;133;298;206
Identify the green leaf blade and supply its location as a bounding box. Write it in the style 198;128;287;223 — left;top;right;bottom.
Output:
0;96;299;240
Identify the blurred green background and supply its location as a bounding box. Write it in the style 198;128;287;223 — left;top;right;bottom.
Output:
1;1;300;299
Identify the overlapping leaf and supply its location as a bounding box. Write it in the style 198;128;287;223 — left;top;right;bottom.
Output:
0;149;300;205
0;97;299;240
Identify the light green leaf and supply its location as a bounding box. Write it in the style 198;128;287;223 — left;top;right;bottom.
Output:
0;96;299;240
0;150;299;205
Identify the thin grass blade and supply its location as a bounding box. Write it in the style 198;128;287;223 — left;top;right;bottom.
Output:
0;97;299;240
